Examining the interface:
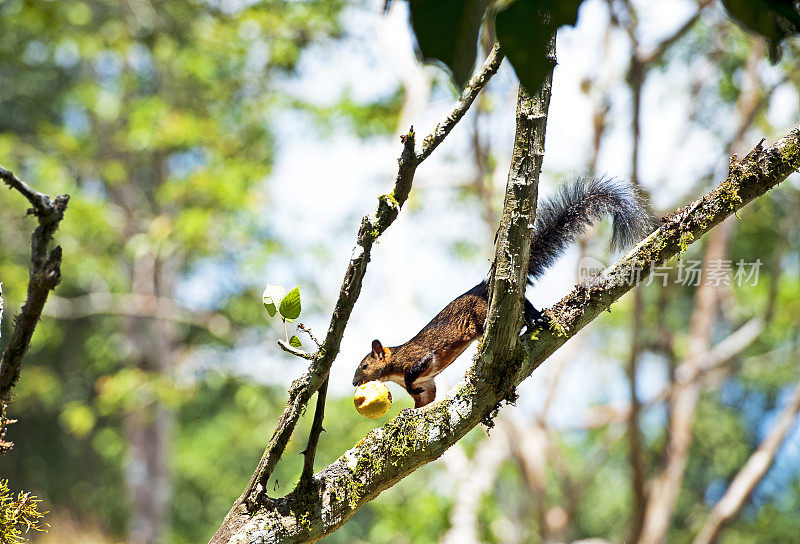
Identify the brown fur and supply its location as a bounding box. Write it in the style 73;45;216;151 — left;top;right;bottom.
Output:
352;282;488;408
352;178;653;410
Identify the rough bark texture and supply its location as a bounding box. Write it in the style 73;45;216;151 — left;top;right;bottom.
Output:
478;47;553;398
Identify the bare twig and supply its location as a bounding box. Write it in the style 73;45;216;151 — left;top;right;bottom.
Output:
691;378;800;544
297;322;321;348
298;377;329;489
0;165;69;401
276;340;315;360
0;166;59;219
418;43;505;162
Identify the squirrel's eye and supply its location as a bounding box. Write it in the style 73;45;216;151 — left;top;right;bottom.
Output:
361;364;368;370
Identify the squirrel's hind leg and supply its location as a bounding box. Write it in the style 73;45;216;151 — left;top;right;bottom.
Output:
405;352;434;394
411;380;436;408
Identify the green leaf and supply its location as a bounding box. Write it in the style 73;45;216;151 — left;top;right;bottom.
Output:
289;335;302;348
721;0;800;62
408;0;490;88
279;287;301;322
496;0;583;93
262;284;286;318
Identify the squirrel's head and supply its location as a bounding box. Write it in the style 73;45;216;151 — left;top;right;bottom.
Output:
352;339;390;387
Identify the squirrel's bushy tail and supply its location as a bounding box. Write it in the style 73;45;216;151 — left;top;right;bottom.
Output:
528;177;654;281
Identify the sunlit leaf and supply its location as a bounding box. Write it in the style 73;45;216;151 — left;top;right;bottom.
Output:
279;286;301;322
289;335;302;348
262;284;286;318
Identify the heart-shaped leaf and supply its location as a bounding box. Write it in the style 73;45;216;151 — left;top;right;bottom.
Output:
279;287;302;322
496;0;583;93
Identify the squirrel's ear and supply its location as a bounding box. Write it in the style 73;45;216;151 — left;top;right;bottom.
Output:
371;339;383;356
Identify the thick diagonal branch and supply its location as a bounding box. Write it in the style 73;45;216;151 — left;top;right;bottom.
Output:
212;127;799;544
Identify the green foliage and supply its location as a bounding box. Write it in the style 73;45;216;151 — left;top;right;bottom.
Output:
262;283;303;345
279;287;302;323
0;479;47;544
0;0;348;540
408;0;490;88
407;0;800;93
721;0;800;62
495;0;581;92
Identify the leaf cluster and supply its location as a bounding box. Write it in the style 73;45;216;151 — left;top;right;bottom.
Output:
406;0;800;92
263;284;303;347
408;0;581;92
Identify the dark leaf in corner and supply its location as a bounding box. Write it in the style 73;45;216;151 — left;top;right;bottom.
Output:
408;0;490;88
721;0;800;62
496;0;583;93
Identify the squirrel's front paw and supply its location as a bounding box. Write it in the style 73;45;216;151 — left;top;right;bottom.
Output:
524;301;551;331
531;312;551;327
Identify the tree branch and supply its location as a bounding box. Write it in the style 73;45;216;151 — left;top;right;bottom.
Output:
0;165;69;401
210;37;552;544
0;165;59;220
298;377;329;489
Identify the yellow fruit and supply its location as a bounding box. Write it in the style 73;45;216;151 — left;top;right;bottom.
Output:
353;381;392;419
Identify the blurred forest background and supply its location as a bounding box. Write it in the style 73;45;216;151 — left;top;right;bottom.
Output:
1;0;799;543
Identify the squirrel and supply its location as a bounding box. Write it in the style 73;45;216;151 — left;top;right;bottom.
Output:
352;177;653;408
